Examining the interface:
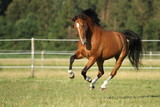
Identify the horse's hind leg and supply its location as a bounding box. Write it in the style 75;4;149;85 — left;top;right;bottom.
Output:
68;51;84;79
101;49;127;90
110;51;127;77
89;59;104;90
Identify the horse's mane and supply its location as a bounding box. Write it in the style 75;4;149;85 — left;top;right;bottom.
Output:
73;8;100;26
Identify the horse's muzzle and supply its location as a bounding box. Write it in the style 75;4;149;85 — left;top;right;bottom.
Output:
83;41;87;45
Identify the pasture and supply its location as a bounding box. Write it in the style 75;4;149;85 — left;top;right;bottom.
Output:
0;57;160;107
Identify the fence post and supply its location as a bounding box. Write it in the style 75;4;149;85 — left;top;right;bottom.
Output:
149;51;152;68
41;51;44;67
31;38;35;77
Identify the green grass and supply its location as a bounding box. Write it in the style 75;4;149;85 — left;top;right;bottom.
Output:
0;57;160;67
0;70;160;107
0;57;160;107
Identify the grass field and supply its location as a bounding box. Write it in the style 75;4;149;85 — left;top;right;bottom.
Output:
0;58;160;107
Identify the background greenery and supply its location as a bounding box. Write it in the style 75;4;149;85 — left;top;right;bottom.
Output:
0;0;160;51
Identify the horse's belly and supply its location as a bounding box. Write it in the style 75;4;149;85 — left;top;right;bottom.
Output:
101;48;122;60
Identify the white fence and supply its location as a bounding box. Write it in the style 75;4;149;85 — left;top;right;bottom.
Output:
0;38;160;77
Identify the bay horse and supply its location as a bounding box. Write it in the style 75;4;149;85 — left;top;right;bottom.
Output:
68;9;142;90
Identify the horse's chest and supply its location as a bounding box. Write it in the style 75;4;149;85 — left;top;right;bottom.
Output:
80;47;100;59
81;49;90;58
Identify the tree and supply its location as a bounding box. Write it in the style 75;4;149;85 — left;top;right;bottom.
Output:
15;13;38;39
144;18;160;51
0;0;12;16
0;0;159;51
5;0;29;23
28;0;55;36
125;11;142;36
0;16;15;39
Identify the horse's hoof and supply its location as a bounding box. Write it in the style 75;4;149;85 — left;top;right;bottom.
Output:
100;88;106;91
89;86;95;90
88;79;92;83
69;75;74;79
86;76;92;83
68;72;74;79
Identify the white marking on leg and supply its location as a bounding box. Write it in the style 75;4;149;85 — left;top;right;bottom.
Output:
90;76;99;88
68;70;72;73
101;76;112;89
68;70;74;79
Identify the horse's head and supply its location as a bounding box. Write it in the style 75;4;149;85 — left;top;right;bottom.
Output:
70;9;100;45
75;16;88;45
70;14;92;45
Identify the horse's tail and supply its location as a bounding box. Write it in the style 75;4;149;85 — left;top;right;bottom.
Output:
123;30;143;69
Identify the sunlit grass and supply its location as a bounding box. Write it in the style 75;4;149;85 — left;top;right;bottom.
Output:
0;69;160;79
0;57;160;106
0;70;160;107
0;57;160;67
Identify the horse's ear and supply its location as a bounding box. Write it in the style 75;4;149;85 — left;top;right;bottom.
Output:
69;17;75;22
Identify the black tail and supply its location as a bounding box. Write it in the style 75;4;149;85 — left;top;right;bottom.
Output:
123;30;143;69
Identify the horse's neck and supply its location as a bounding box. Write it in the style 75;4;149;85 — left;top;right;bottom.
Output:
86;25;101;52
89;25;102;42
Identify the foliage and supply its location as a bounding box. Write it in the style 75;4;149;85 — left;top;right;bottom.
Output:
0;0;160;51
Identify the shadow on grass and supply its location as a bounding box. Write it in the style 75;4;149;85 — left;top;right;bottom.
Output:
107;95;160;99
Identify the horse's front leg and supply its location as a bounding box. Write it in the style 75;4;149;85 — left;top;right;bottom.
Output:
81;57;96;83
68;51;84;79
89;59;104;90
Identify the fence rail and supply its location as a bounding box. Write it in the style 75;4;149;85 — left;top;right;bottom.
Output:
1;38;160;42
0;66;160;70
0;38;160;77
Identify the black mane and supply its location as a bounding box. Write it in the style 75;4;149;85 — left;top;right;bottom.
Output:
73;8;100;26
